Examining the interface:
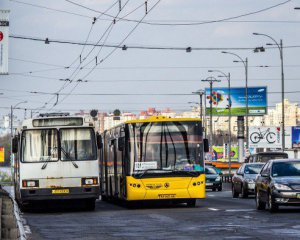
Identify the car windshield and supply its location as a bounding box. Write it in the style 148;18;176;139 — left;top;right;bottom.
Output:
22;129;58;162
205;167;218;175
60;128;97;161
272;162;300;177
244;164;264;174
129;121;204;173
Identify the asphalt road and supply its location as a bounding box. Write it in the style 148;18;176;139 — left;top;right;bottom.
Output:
23;187;300;240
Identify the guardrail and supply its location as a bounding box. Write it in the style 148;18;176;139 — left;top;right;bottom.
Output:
0;189;19;239
221;175;233;183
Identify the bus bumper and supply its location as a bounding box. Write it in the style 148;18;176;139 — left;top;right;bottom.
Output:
20;186;99;201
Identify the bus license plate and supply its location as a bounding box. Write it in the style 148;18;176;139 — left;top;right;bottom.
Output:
52;189;69;194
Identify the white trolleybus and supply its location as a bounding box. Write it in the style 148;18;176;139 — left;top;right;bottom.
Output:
12;113;101;210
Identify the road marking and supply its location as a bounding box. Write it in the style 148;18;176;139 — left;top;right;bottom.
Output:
208;208;220;211
226;209;255;212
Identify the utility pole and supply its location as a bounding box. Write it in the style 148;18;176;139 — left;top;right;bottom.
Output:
201;77;221;155
208;70;232;175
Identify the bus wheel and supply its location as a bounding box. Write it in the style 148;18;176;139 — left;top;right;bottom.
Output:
85;199;96;211
186;199;196;207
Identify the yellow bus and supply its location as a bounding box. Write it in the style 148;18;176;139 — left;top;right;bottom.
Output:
100;116;208;207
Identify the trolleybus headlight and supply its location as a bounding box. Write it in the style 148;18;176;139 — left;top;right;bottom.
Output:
82;177;98;185
22;180;39;187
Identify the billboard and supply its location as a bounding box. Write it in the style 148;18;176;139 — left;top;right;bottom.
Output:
249;126;282;148
292;126;300;149
0;146;4;162
0;10;9;75
205;87;267;116
211;146;238;161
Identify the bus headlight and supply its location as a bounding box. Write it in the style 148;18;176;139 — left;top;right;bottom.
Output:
82;177;98;185
22;180;39;187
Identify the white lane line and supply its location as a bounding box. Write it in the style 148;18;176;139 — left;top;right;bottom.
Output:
226;209;256;212
208;208;220;211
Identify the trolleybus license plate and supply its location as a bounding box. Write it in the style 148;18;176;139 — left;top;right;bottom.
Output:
52;189;69;194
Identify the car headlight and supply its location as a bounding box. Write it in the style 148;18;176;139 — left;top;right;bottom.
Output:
274;183;292;191
215;176;221;182
245;179;255;184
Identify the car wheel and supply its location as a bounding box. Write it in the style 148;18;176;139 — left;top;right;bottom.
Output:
212;188;216;192
255;190;266;210
218;185;222;191
232;185;239;198
268;191;278;213
241;185;248;198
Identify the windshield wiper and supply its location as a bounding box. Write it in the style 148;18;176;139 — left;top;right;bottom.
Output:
60;146;79;168
41;147;57;170
41;156;53;170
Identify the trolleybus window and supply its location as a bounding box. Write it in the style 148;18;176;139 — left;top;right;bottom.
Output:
60;128;97;161
22;129;58;162
129;121;203;173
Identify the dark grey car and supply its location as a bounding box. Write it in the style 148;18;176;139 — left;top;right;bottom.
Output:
205;166;222;191
255;159;300;212
232;163;264;198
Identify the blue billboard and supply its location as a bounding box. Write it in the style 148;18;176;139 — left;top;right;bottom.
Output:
205;87;267;116
292;127;300;148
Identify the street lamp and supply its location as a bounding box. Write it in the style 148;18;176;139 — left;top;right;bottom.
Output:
11;101;27;138
208;69;232;175
253;32;285;150
201;77;221;154
222;51;249;150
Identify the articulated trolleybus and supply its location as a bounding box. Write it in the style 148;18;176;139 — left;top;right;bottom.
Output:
100;116;208;206
12;113;101;210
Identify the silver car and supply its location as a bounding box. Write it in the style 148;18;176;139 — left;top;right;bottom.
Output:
232;163;264;198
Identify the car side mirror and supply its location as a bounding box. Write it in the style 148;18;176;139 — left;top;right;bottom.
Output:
237;172;244;176
96;134;103;149
12;137;18;153
261;173;270;178
203;139;209;153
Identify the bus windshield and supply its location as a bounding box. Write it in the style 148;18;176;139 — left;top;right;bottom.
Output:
129;121;204;173
22;129;59;162
21;128;97;162
60;128;97;161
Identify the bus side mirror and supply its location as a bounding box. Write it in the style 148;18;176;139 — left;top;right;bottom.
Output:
12;137;18;153
203;139;209;153
96;134;103;149
118;137;125;151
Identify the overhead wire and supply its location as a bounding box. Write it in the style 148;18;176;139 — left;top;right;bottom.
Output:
61;0;292;26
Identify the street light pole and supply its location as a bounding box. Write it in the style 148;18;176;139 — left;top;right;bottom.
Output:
201;77;221;154
208;70;232;175
222;51;249;150
253;33;285;150
10;101;27;165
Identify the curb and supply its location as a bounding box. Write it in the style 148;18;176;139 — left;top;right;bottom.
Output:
1;187;28;240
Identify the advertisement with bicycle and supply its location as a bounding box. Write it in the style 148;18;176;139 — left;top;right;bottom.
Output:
249;126;282;148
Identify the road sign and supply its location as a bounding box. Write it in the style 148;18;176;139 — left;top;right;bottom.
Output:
0;10;9;75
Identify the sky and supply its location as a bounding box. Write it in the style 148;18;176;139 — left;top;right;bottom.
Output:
1;0;300;120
